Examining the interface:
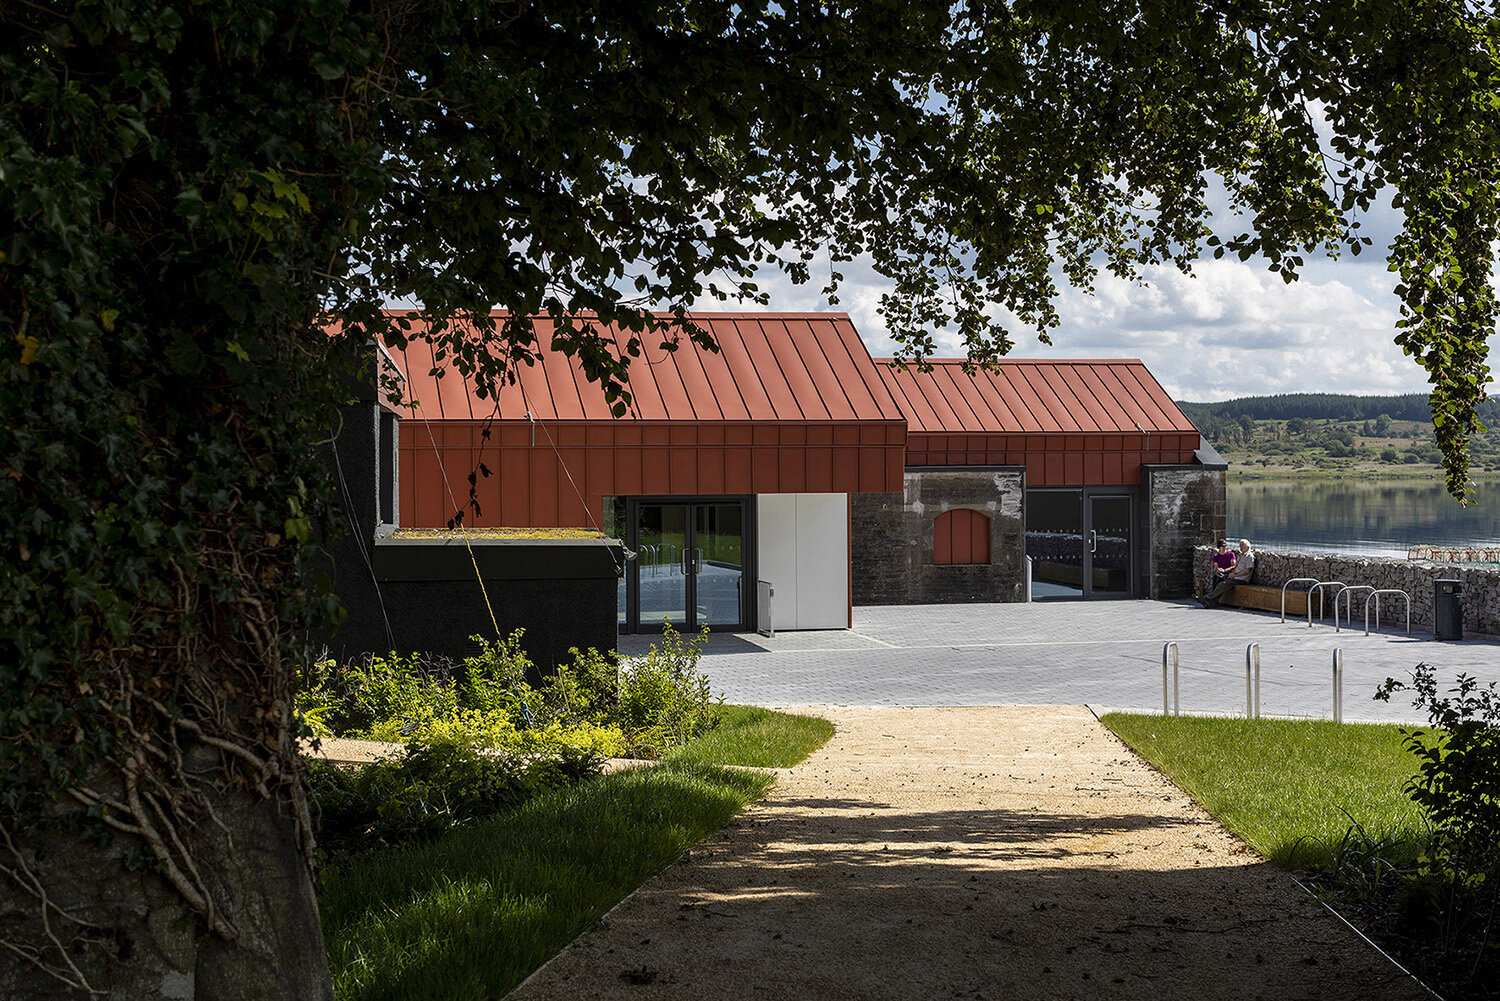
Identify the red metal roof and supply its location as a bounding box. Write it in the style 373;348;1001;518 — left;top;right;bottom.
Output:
875;359;1199;435
387;312;907;424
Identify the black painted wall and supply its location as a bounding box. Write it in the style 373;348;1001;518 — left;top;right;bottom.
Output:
321;359;620;674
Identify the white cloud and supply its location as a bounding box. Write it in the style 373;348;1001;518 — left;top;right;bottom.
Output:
734;251;1496;402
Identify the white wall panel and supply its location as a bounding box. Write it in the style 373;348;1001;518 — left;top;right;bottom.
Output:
794;494;849;629
755;493;848;630
756;495;799;629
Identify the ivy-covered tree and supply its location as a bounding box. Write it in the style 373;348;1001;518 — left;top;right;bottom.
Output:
2;1;1496;996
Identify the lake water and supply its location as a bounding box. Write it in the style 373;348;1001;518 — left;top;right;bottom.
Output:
1227;478;1500;559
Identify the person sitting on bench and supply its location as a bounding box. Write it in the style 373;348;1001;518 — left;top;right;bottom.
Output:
1201;539;1254;607
1208;540;1237;586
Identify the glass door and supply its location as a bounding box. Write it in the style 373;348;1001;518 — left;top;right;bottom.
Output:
1087;495;1132;596
627;498;749;632
1026;490;1085;598
636;503;690;628
693;503;745;628
1025;489;1133;599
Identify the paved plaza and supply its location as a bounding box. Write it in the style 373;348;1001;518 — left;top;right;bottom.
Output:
620;599;1500;724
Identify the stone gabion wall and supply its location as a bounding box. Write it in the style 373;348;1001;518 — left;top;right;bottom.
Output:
1194;545;1500;637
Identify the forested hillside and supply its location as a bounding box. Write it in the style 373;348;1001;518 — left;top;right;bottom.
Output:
1176;393;1500;424
1174;394;1500;476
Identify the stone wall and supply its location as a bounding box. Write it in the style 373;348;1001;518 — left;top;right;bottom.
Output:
1147;466;1227;599
1194;546;1500;637
851;468;1026;604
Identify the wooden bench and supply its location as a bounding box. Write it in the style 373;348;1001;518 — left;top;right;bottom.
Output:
1200;582;1310;615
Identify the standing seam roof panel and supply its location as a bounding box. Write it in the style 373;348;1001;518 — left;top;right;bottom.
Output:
786;316;858;420
670;324;726;421
713;319;779;419
933;365;990;432
965;366;1030;431
642;332;696;421
736;317;804;420
910;364;971;432
882;367;943;434
1120;365;1187;430
536;340;587;422
1089;365;1156;432
1059;364;1121;432
1016;366;1082;432
1045;365;1101;433
832;324;906;421
763;318;832;421
996;368;1048;431
690;322;753;420
910;364;969;432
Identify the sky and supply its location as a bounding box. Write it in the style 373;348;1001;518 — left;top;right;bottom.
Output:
736;211;1500;406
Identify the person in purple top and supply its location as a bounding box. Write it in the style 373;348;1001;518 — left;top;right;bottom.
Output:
1201;539;1255;607
1211;540;1237;582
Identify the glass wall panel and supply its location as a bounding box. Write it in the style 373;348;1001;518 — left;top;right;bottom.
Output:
604;496;627;625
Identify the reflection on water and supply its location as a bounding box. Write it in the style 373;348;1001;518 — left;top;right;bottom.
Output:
1228;479;1500;558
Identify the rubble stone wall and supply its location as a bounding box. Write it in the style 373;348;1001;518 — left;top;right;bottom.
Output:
1195;546;1500;636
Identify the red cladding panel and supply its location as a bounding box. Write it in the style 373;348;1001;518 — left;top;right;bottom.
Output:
697;448;725;494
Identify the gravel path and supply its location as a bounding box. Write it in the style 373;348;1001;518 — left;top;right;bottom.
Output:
509;705;1426;1001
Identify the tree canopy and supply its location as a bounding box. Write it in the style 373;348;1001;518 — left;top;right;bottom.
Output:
2;0;1497;995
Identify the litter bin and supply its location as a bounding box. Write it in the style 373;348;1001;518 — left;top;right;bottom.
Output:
1434;579;1463;641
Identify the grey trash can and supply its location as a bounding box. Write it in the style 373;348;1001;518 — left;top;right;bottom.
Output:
1434;579;1463;641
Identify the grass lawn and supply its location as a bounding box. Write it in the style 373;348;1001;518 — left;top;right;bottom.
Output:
1100;713;1427;868
320;706;833;1001
667;704;834;768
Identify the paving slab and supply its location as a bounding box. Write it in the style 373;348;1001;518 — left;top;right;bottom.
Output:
510;706;1429;1001
621;600;1499;723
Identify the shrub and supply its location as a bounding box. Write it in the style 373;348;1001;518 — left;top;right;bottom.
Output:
1377;664;1500;979
298;626;716;760
305;738;602;850
616;624;718;757
460;631;542;725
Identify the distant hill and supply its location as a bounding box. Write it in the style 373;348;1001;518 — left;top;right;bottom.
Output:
1175;393;1500;425
1174;393;1430;422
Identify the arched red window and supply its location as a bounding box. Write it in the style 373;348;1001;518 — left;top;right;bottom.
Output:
933;509;990;566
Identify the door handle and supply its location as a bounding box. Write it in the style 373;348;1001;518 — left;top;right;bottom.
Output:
1089;530;1098;553
694;548;704;573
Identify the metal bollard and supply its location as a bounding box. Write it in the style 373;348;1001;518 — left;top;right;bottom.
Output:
1332;649;1344;724
1245;643;1261;719
1162;642;1179;716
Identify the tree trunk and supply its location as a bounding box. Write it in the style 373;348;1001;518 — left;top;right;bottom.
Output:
0;754;332;1000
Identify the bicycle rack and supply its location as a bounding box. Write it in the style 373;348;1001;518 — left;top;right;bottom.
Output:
1334;585;1376;633
1245;643;1261;719
1306;581;1345;628
1366;589;1412;636
1162;642;1180;716
1282;578;1320;622
1332;649;1345;723
639;543;658;576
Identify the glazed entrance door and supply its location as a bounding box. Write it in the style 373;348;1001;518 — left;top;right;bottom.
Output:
636;503;691;628
1025;489;1133;599
691;502;745;629
629;499;748;632
1026;490;1086;597
1087;495;1132;596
